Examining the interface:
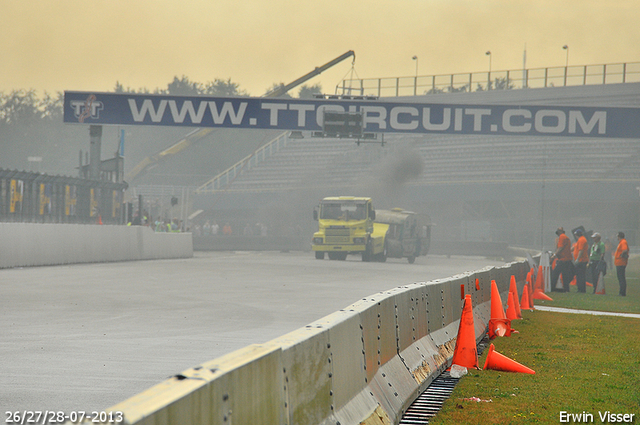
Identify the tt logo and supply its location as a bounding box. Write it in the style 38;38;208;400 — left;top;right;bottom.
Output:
70;94;104;123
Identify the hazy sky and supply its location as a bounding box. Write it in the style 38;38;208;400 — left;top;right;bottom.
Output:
2;0;640;97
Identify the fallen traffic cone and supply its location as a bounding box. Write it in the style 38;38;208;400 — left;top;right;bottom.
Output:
520;283;533;311
570;276;577;286
488;280;512;338
594;272;606;295
483;343;535;374
489;318;511;339
451;294;479;369
532;290;554;301
509;275;522;319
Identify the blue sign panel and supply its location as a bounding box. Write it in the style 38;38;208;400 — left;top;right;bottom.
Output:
64;91;640;138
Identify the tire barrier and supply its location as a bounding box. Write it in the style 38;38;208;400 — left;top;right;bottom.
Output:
81;260;529;425
0;223;193;269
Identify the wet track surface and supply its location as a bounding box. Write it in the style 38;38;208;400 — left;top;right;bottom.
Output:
1;251;505;413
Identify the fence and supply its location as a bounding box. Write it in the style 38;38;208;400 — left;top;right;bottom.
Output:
338;61;640;97
0;168;128;225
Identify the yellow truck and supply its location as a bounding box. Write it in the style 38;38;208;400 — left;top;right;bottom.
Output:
312;197;431;263
312;196;385;261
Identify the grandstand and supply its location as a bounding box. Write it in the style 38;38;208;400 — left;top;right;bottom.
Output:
131;80;640;251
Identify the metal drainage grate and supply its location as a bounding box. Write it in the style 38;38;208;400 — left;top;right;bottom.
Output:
399;338;490;424
399;372;460;424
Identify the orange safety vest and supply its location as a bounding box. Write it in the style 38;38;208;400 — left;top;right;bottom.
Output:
556;233;572;261
574;236;588;263
615;239;629;267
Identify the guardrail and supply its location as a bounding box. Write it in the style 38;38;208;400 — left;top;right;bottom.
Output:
195;132;289;194
338;61;640;97
89;259;529;425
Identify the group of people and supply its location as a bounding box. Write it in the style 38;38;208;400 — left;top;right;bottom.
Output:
154;218;183;232
550;227;630;296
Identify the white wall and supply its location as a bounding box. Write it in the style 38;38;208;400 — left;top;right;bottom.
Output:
0;223;192;269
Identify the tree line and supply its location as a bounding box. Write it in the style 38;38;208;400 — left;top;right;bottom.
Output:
0;77;322;176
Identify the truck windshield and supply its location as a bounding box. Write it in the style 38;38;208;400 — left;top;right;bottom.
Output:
320;202;367;221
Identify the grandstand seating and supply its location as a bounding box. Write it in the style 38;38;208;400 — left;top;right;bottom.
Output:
207;83;640;193
214;131;638;193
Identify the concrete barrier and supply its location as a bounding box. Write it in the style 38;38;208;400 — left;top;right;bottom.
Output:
77;259;528;425
0;223;192;269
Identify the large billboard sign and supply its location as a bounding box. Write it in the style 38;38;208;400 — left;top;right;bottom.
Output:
64;91;640;138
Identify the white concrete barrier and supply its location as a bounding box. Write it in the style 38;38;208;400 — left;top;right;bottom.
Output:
0;223;192;269
74;260;529;425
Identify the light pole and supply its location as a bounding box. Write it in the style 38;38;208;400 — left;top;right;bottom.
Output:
412;55;418;95
563;45;569;86
486;51;492;89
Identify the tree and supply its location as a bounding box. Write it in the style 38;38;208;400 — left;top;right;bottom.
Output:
447;84;469;93
298;83;322;99
203;78;248;97
494;76;514;91
264;83;293;98
166;76;202;96
0;89;41;124
426;87;445;95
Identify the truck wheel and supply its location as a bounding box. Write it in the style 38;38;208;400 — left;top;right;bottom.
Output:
328;252;339;260
377;242;388;262
315;251;325;260
407;256;416;264
338;252;348;261
362;242;372;262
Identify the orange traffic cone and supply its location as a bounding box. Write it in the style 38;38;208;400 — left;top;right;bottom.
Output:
475;278;481;291
488;280;511;338
451;294;479;369
505;293;520;334
506;292;518;320
483;343;535;374
533;266;553;300
520;283;533;311
594;272;605;295
509;275;522;319
492;280;506;318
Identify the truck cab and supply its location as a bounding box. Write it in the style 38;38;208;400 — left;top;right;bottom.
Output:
312;196;383;261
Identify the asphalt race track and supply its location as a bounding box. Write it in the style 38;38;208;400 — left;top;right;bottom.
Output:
1;251;505;413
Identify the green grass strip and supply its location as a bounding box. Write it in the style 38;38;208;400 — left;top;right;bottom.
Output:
431;257;640;424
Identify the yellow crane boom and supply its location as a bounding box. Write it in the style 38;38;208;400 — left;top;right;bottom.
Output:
126;51;355;183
